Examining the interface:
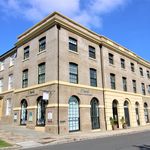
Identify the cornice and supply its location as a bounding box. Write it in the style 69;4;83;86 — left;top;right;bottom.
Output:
0;47;17;61
100;37;150;68
0;89;14;95
14;80;103;94
15;12;149;68
1;80;149;99
104;88;150;98
15;19;56;48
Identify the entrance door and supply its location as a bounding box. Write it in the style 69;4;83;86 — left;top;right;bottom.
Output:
124;101;130;127
68;96;80;132
135;102;140;125
20;99;28;125
112;100;119;128
144;103;149;123
91;98;100;129
37;97;46;126
0;99;3;119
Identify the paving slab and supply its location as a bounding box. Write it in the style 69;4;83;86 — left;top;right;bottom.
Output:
0;123;150;149
16;141;43;149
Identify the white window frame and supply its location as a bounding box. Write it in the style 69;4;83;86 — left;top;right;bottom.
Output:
9;53;16;66
8;74;13;90
0;79;3;93
0;61;4;71
6;99;11;116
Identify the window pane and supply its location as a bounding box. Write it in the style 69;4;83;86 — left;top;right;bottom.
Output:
90;69;97;87
132;80;137;93
22;70;28;88
0;79;3;93
6;99;11;116
69;63;78;84
141;83;146;95
8;74;13;90
69;37;77;52
121;59;125;69
110;73;116;89
147;71;150;79
109;53;114;64
122;77;127;91
38;63;45;84
89;46;96;59
131;63;135;72
140;68;143;76
39;37;46;52
24;46;29;59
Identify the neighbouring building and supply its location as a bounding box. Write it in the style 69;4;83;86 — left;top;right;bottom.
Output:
0;12;150;134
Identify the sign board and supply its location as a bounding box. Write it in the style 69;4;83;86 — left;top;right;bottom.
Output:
43;91;49;100
14;113;17;122
47;111;53;122
29;112;33;122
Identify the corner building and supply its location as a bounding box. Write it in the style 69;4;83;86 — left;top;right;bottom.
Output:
0;12;150;134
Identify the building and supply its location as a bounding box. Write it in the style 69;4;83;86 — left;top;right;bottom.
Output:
0;12;150;134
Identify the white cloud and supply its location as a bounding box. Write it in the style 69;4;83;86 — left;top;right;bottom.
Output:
0;0;130;28
90;0;128;14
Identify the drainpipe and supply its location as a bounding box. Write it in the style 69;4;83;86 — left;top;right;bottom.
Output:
99;43;107;130
56;24;61;135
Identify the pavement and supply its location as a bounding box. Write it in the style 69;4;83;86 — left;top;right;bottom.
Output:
0;123;150;149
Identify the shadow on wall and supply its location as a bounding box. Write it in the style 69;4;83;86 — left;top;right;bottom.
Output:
134;145;150;150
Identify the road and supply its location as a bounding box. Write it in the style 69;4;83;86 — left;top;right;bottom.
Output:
26;130;150;150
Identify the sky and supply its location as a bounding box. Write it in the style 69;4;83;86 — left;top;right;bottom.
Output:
0;0;149;61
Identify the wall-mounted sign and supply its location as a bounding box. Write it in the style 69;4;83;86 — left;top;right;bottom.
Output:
60;120;66;123
14;113;17;122
43;91;49;100
78;88;92;96
47;111;52;122
29;112;33;122
26;90;38;97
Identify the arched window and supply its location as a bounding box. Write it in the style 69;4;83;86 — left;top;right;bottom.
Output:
112;100;119;128
91;98;100;129
135;102;140;125
68;96;80;132
144;103;149;123
20;99;28;125
124;100;130;127
37;96;46;126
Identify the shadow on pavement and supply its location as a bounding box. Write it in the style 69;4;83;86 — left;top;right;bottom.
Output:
134;145;150;150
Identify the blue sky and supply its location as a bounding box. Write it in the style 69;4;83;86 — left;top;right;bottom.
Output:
0;0;149;61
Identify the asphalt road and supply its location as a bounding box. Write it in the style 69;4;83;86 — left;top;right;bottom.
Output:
26;131;150;150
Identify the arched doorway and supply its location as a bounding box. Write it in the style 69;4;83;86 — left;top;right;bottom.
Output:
124;100;130;127
37;96;46;126
68;96;80;132
112;100;119;128
90;98;100;129
0;97;3;120
20;99;28;125
144;103;149;123
135;102;140;126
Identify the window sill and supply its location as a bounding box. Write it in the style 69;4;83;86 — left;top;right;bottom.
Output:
68;50;79;55
0;69;4;72
121;68;126;71
89;57;96;61
140;76;145;78
37;50;46;55
131;71;136;74
109;64;115;67
9;64;14;68
5;115;11;117
22;58;29;62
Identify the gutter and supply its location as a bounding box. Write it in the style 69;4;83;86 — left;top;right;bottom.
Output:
57;24;61;135
99;44;107;130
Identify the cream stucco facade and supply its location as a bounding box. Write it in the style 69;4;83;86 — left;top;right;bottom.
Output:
0;12;150;134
